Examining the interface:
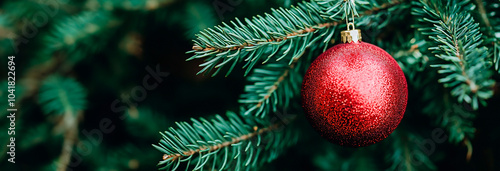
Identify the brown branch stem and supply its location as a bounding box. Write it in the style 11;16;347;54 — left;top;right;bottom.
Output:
453;40;478;93
56;111;81;171
463;138;473;162
162;122;283;161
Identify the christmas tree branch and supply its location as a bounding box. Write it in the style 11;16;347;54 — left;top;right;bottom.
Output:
187;0;343;76
413;0;495;110
383;28;479;147
39;76;87;116
37;76;87;170
153;112;296;170
191;22;338;53
160;121;280;162
239;57;303;118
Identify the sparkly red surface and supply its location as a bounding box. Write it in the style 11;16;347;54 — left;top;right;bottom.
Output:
301;42;408;147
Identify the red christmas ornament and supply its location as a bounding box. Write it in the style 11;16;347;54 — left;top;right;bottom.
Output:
301;27;407;147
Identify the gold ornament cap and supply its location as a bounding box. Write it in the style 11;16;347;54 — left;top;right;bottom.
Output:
341;23;362;43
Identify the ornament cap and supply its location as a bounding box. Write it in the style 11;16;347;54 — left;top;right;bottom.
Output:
341;23;362;43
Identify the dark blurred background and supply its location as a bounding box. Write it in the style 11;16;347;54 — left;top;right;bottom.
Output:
0;0;499;170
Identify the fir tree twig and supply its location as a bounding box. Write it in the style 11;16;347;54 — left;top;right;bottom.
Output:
239;57;304;118
38;76;87;170
413;0;495;110
153;112;297;170
187;0;344;76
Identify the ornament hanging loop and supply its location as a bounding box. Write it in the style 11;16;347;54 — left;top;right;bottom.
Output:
346;23;355;30
341;1;361;43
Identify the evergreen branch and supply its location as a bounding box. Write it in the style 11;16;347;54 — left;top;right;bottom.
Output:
191;22;337;53
160;122;278;162
238;58;303;118
187;0;344;76
38;76;86;170
39;76;87;115
153;112;297;170
420;74;477;145
413;0;495;110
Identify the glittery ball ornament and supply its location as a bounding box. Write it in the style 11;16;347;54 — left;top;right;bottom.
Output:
301;29;407;147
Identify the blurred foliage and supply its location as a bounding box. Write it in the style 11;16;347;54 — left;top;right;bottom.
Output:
0;0;499;170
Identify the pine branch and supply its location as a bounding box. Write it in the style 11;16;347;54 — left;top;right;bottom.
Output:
382;29;478;147
39;76;87;115
238;56;305;118
38;75;87;170
416;74;479;147
187;0;344;76
152;112;297;170
413;0;495;110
